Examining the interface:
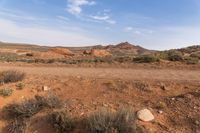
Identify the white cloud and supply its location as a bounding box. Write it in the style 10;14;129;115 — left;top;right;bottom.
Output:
134;30;142;35
124;27;133;32
67;0;95;15
90;15;110;21
0;18;100;46
90;14;116;24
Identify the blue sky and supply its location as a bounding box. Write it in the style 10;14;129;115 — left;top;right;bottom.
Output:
0;0;200;50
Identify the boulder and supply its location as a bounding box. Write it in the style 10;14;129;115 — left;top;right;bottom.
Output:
137;109;154;122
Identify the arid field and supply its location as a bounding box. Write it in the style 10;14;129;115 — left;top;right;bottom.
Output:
0;42;200;133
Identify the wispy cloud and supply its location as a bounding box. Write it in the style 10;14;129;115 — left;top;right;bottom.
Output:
66;0;116;24
57;15;70;22
124;27;133;32
0;8;48;23
124;26;153;36
90;14;116;24
67;0;95;15
0;18;100;46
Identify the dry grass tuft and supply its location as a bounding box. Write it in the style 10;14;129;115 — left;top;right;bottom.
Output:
0;88;13;97
86;108;143;133
3;94;63;119
0;70;25;84
49;111;75;133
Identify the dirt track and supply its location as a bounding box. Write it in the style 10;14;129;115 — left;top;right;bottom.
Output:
0;65;200;82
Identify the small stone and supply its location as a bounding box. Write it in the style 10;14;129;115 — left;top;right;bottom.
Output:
137;109;155;122
158;110;163;114
171;98;175;101
103;103;108;107
42;86;50;91
160;83;167;90
195;120;199;125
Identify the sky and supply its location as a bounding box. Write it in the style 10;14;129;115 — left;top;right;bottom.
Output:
0;0;200;50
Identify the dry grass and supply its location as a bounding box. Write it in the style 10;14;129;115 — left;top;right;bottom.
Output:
0;70;25;84
16;83;25;90
3;94;63;119
3;94;63;133
86;108;143;133
7;119;28;133
0;88;13;97
49;111;75;133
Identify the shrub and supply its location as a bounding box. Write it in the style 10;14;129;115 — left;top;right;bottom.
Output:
0;70;25;84
133;55;159;63
190;52;200;59
156;101;167;110
0;88;13;97
167;51;183;61
35;94;63;109
3;94;63;119
7;118;27;133
86;108;143;133
16;83;25;90
184;57;199;64
49;111;75;133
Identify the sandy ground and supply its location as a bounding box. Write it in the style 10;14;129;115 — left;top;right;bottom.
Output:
0;65;200;82
0;64;200;133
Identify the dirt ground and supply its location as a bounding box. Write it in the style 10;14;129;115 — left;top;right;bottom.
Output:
0;63;200;133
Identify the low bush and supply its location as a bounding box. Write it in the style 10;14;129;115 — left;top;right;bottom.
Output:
0;88;13;97
133;55;159;63
0;70;25;84
184;57;199;64
7;118;27;133
86;108;143;133
190;52;200;59
16;83;25;90
167;51;183;61
49;111;75;133
3;94;63;119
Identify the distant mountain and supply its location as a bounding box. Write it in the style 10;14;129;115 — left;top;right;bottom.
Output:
104;42;153;56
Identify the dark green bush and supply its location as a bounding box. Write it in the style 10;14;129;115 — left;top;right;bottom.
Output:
184;57;199;64
167;51;183;61
133;55;159;63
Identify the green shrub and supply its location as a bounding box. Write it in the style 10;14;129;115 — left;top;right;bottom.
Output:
184;57;199;64
16;83;25;90
190;52;200;59
133;55;159;63
167;51;183;61
49;111;75;133
0;70;25;84
86;108;143;133
0;88;13;97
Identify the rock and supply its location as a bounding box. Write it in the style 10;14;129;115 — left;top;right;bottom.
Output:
137;109;154;122
160;83;167;90
195;120;199;125
171;98;175;101
91;49;111;57
158;110;163;114
42;86;50;91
